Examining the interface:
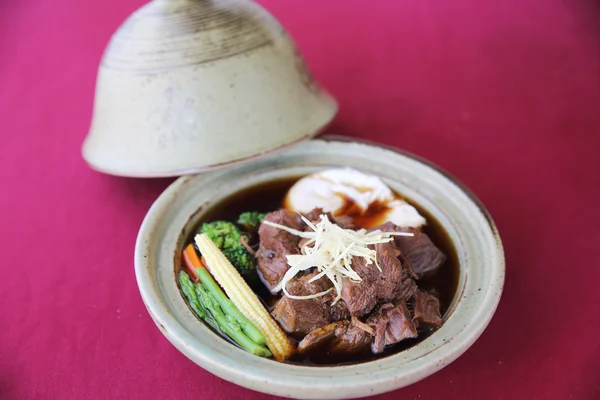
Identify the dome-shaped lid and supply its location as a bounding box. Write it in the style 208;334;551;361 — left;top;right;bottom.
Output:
82;0;338;177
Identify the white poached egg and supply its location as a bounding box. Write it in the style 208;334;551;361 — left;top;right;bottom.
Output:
284;168;426;229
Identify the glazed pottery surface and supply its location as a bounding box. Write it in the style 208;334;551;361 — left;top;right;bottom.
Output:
83;0;338;177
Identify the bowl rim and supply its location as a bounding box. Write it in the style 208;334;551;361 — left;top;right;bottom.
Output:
134;136;505;399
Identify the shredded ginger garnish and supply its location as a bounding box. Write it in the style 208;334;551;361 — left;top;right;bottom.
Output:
264;214;414;305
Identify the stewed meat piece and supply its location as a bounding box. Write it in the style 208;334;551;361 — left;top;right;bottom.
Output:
413;290;442;329
367;300;418;354
256;210;304;293
272;296;330;335
341;241;416;317
394;228;446;278
303;208;356;230
376;222;446;278
297;318;373;355
271;271;337;335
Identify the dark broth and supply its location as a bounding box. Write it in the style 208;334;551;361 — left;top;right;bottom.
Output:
177;177;459;366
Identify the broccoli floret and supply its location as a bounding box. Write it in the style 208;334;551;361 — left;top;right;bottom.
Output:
222;246;254;272
237;211;267;231
200;221;240;248
199;221;254;271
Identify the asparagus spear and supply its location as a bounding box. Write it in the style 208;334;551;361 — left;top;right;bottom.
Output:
178;271;218;331
194;283;272;358
195;267;267;346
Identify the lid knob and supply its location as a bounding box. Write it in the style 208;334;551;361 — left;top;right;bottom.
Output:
82;0;338;177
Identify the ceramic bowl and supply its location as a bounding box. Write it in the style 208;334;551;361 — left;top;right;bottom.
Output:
134;137;505;399
82;0;337;177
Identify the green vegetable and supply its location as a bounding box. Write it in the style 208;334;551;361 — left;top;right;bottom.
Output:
178;271;218;331
195;283;272;357
199;221;254;270
237;211;267;231
223;246;254;271
196;267;266;346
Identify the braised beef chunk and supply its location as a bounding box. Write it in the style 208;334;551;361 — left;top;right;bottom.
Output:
395;273;418;302
298;318;372;355
372;242;404;300
272;271;331;334
328;297;351;321
375;222;417;280
256;210;304;293
394;228;446;278
272;271;350;334
285;270;332;295
367;300;418;354
376;222;446;278
341;276;378;317
413;290;442;329
303;208;329;224
397;252;418;280
272;296;330;334
303;208;356;229
341;241;408;317
330;318;373;354
297;322;339;354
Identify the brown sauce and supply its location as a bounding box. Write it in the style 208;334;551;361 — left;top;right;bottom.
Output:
177;176;459;366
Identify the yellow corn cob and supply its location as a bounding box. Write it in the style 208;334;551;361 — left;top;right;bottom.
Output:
195;233;295;361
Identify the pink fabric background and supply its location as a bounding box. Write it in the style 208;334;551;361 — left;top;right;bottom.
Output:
1;0;599;399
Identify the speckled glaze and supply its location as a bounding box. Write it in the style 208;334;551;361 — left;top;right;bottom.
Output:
134;138;505;399
82;0;337;177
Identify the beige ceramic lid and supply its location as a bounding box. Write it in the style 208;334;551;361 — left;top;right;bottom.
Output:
82;0;338;177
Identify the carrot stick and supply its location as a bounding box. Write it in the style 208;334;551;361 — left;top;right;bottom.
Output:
183;244;202;281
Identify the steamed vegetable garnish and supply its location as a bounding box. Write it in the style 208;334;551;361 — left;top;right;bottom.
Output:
195;233;295;361
264;213;414;303
186;244;265;345
179;245;269;355
199;221;254;271
237;211;267;231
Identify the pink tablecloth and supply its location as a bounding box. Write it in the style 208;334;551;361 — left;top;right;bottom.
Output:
1;0;599;399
